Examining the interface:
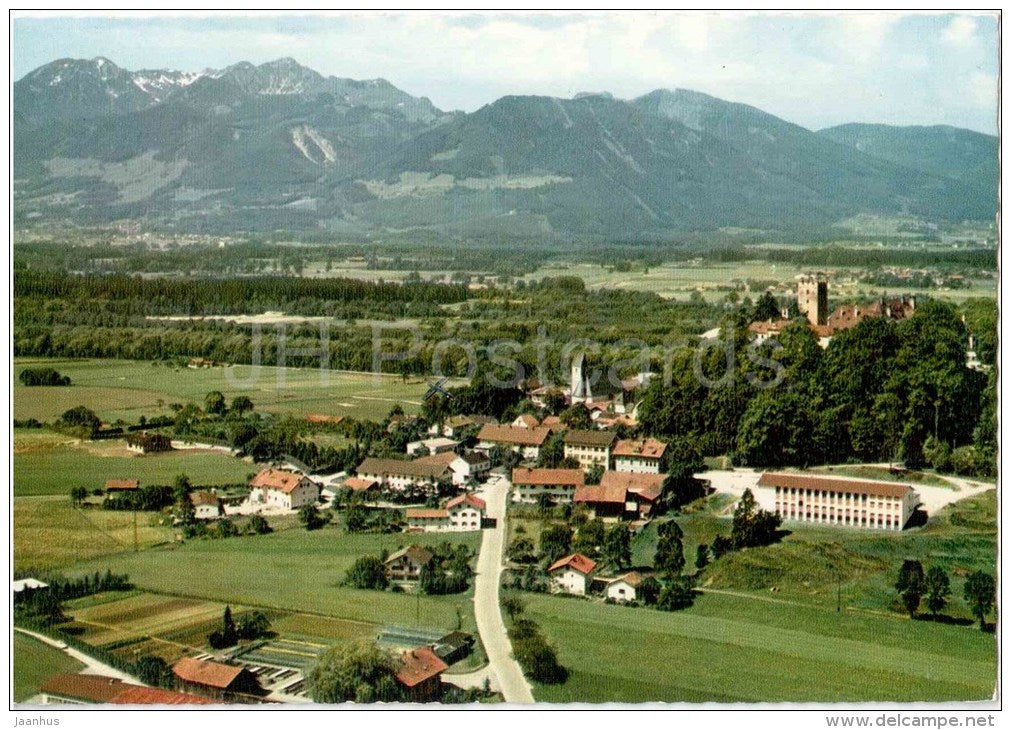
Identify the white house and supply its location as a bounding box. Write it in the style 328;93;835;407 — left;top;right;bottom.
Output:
612;437;668;474
547;553;597;596
190;491;224;520
511;467;585;504
405;493;486;532
248;468;320;510
448;452;492;486
563;430;616;470
606;571;644;603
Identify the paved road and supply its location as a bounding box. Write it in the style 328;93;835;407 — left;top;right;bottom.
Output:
472;477;534;705
14;626;144;685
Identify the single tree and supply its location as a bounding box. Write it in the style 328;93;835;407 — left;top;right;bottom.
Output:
601;524;632;570
307;641;405;703
539;524;573;563
924;566;951;618
963;571;996;631
344;555;389;590
895;559;925;618
248;514;271;535
204;391;227;415
230;395;254;413
695;543;710;571
656;576;696;611
70;486;88;507
638;576;662;606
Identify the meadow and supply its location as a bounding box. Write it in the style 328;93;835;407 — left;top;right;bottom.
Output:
633;491;996;621
14;430;255;496
522;590;996;703
14;496;176;571
13;632;85;702
65;525;482;634
14;357;433;423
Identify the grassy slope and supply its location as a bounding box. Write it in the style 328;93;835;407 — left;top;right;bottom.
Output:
13;633;86;702
14;357;432;423
66;526;481;633
524;591;996;703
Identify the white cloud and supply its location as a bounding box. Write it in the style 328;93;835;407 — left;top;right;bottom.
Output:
942;16;976;47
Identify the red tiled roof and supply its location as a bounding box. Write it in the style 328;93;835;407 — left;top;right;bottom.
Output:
445;493;486;511
414;451;458;468
514;414;540;428
757;472;914;499
105;479;139;490
573;483;628;504
172;657;246;689
613;438;667;459
548;553;597;575
541;416;562;428
40;674;128;703
344;477;378;492
249;468;308;494
396;646;448;688
110;686;215;705
477;424;551;446
511;467;584;487
600;471;665;498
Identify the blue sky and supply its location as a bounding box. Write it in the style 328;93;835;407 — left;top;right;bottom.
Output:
12;12;999;133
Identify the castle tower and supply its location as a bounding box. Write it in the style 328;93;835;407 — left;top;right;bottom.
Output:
797;275;828;326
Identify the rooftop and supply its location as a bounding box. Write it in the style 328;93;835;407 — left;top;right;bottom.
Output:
548;553;598;575
757;471;915;499
385;544;435;566
40;674;128;703
613;437;668;459
446;493;486;511
249;468;308;494
563;429;617;448
477;424;552;446
573;483;628;504
357;456;452;481
396;646;449;688
105;479;139;490
172;657;246;689
511;467;585;487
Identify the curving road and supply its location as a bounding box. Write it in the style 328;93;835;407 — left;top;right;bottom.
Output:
472;476;535;704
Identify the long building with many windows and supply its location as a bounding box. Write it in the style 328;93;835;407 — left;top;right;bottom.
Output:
757;472;920;531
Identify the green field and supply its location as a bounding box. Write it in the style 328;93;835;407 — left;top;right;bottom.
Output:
13;632;86;702
66;526;481;632
522;591;995;703
15;496;176;571
14;357;434;423
13;431;254;496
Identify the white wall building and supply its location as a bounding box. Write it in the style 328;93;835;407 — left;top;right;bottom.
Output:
248;468;319;510
758;472;920;530
548;553;597;596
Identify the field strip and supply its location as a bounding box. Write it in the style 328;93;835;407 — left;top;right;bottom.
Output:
351;395;423;405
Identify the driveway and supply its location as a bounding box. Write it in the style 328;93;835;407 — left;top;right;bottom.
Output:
472;478;535;704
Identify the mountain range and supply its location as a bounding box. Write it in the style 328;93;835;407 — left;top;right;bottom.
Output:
14;57;997;238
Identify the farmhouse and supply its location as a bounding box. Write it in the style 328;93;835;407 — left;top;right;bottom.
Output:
511;467;585;504
573;482;636;520
37;672;217;706
171;657;263;701
104;479;139;493
476;424;552;460
613;437;667;474
758;472;920;530
356;455;453;490
395;646;448;702
385;545;435;581
249;468;319;510
190;490;224;520
606;571;645;603
548;553;598;595
600;471;665;517
404;492;487;531
448;451;491;485
511;414;540;429
563;429;616;469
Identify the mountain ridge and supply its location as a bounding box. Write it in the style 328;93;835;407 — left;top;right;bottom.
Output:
14;56;996;237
